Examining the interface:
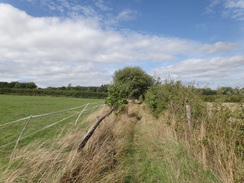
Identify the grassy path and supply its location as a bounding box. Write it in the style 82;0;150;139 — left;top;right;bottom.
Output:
120;103;220;183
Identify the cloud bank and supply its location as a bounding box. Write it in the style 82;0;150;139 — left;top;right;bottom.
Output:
0;3;243;88
153;55;244;88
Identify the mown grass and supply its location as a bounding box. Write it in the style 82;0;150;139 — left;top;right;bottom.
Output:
0;95;103;170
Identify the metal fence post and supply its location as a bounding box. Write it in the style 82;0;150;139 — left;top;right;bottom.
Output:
10;115;32;160
75;103;89;125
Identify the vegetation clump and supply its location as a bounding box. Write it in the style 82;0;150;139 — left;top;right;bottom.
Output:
145;79;205;118
106;66;153;110
145;78;243;183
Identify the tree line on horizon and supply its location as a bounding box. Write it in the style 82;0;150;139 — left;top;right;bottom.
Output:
0;78;243;102
0;81;109;93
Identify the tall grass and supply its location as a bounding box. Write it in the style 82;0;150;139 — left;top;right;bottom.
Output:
1;101;220;182
145;79;244;183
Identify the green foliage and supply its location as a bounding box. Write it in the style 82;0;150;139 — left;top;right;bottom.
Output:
145;78;243;182
0;81;37;89
113;66;153;99
145;80;205;117
105;66;153;110
105;84;129;110
200;87;217;95
0;88;107;99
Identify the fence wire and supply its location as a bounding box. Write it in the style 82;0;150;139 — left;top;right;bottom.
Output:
0;103;103;149
0;102;102;127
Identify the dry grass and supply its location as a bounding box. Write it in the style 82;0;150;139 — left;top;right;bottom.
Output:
1;102;241;182
1;106;131;183
166;102;244;183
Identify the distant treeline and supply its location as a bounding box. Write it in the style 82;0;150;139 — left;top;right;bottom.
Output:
0;88;107;99
0;81;108;92
0;81;37;89
0;81;243;102
46;84;109;93
0;81;108;99
198;87;244;102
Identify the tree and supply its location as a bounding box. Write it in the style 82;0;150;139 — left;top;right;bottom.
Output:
106;66;153;110
105;84;129;110
113;66;153;99
26;82;37;89
217;87;234;95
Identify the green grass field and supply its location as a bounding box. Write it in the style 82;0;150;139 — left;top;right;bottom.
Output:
0;95;104;169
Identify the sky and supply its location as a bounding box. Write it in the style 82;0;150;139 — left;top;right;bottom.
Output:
0;0;243;89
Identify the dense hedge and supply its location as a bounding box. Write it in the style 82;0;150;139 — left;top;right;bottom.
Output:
201;95;243;103
0;88;107;99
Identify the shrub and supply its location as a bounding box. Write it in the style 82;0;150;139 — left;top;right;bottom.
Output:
145;80;206;118
113;67;153;99
105;84;129;110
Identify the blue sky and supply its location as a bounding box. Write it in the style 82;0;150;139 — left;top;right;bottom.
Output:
0;0;243;88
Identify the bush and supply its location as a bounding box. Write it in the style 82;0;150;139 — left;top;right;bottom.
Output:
113;67;153;99
145;80;206;118
105;84;129;110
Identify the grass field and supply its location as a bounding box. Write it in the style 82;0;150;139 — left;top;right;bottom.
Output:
0;95;242;182
0;95;104;170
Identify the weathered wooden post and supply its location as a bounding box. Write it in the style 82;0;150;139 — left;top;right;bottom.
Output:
77;108;115;152
186;105;193;133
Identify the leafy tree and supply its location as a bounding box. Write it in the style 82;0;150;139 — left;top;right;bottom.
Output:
26;82;37;89
217;87;234;95
201;87;217;95
0;82;8;88
106;66;153;110
113;66;153;99
105;84;129;110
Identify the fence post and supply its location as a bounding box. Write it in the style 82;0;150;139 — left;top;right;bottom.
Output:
186;105;193;133
10;115;32;160
75;103;89;125
77;108;115;152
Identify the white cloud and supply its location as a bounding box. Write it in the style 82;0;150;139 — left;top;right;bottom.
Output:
205;0;221;14
223;0;244;20
205;0;244;20
116;9;137;21
94;0;112;11
225;0;244;9
0;3;242;87
153;55;244;88
201;42;240;54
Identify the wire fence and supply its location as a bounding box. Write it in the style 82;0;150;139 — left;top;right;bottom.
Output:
0;102;104;151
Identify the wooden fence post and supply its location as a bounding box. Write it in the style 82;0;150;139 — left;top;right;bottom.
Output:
77;108;115;152
10;115;32;160
186;105;193;133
